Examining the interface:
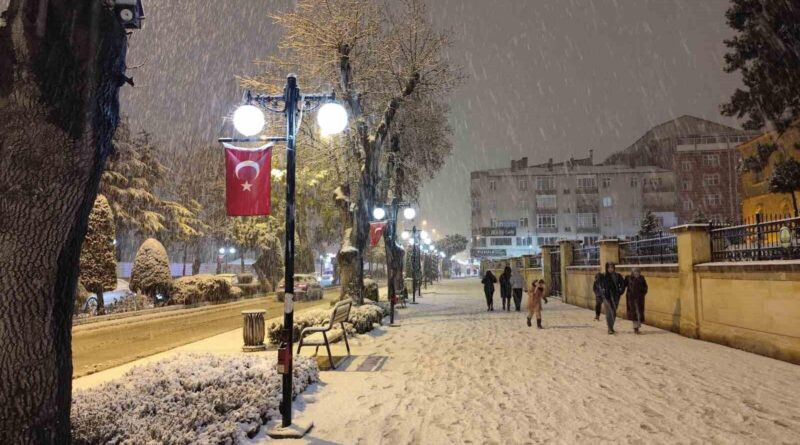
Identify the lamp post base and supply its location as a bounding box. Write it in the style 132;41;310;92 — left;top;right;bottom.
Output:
267;421;313;439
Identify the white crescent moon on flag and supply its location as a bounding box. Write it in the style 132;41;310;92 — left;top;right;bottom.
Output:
235;160;260;179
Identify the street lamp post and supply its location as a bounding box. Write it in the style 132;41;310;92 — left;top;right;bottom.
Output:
373;203;415;324
221;74;346;437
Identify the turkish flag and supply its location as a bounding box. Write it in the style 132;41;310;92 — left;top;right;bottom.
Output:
224;143;273;216
369;222;387;247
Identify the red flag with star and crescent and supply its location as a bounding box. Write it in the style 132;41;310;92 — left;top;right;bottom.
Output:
224;143;272;216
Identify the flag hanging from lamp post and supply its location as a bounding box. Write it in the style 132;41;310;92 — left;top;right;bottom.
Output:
369;222;387;247
224;143;273;216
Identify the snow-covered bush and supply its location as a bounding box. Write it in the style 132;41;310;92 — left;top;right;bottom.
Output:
71;353;318;444
230;286;243;300
266;302;386;344
364;278;379;301
170;274;235;305
236;273;254;284
129;238;171;302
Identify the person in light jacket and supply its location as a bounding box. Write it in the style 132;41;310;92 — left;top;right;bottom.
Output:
510;268;525;311
481;270;498;311
527;279;546;329
625;268;648;334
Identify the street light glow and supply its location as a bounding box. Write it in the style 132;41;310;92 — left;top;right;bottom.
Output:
228;247;236;254
401;230;411;240
403;207;416;220
218;247;225;254
317;103;348;135
421;230;430;240
372;207;386;220
232;104;265;136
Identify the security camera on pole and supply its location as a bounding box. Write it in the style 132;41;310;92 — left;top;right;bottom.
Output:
220;74;347;439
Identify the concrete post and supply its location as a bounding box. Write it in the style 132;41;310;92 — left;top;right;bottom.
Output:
541;245;553;292
597;239;620;270
559;240;576;304
671;224;711;338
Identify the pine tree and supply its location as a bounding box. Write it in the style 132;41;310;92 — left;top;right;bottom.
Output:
79;195;118;315
721;1;800;132
638;211;660;238
129;238;172;304
768;158;800;216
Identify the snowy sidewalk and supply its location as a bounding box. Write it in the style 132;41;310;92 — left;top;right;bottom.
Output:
275;279;800;445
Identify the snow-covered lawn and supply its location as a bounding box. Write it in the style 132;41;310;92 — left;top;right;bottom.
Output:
71;353;318;444
280;279;800;444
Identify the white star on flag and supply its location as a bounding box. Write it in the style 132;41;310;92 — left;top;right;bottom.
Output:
241;181;253;191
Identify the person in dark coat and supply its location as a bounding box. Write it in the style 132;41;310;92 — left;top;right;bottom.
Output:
592;273;604;321
499;266;513;311
625;268;648;334
599;262;626;334
481;270;498;311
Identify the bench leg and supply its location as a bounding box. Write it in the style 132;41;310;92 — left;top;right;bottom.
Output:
341;322;351;356
297;337;304;354
314;346;319;356
323;331;335;370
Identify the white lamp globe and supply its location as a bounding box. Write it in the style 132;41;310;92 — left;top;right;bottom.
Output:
403;207;416;220
233;105;265;136
421;230;430;240
401;231;411;240
218;247;226;254
440;252;446;258
228;247;236;254
372;207;386;220
317;102;348;135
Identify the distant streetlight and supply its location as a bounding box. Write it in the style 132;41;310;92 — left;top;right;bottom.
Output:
228;247;236;255
403;207;416;220
218;247;226;254
372;207;386;221
401;230;411;240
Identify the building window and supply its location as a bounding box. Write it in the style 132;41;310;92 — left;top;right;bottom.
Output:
490;218;497;227
577;176;597;189
577;213;598;228
603;216;612;227
490;237;512;246
703;154;721;168
516;236;533;246
537;214;557;228
682;180;692;192
472;199;480;209
535;176;555;191
630;177;639;187
703;173;721;187
518;179;527;191
519;217;529;228
683;200;694;212
474;237;486;247
705;193;722;207
489;180;497;191
601;177;611;188
498;220;517;227
682;160;692;171
602;196;613;207
536;195;557;209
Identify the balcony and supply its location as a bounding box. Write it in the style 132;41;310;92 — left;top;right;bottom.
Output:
577;226;601;233
535;227;559;233
535;207;558;214
576;187;598;195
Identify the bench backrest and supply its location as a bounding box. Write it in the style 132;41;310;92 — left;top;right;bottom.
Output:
330;299;352;326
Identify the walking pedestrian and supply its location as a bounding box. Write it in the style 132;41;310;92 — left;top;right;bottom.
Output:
592;273;604;321
499;266;512;311
481;270;498;311
510;268;525;311
625;268;648;334
527;279;546;329
599;262;626;335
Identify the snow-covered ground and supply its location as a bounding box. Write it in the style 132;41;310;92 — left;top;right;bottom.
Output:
274;279;800;445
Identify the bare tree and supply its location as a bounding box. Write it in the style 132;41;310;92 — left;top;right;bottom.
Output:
0;0;128;441
243;0;458;303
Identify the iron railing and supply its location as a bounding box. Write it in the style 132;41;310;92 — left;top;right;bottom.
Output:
710;214;800;261
572;245;599;266
619;234;677;264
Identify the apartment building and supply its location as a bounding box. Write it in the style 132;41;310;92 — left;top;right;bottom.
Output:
470;155;676;259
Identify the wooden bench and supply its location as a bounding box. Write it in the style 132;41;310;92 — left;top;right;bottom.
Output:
296;299;352;369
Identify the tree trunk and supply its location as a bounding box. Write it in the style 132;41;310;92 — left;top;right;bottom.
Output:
96;290;105;315
792;192;799;217
0;1;128;442
182;243;188;276
241;250;245;274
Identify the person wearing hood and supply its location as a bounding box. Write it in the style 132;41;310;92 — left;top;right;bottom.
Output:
481;270;498;311
599;262;626;334
510;268;525;311
625;268;648;334
592;272;604;321
499;266;513;311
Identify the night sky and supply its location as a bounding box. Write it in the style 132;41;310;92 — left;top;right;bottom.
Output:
4;0;744;237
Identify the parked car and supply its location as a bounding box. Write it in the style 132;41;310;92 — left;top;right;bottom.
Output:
320;273;334;287
276;274;324;301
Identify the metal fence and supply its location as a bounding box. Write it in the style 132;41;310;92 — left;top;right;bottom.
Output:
572;245;599;266
619;234;678;264
710;214;800;261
